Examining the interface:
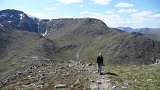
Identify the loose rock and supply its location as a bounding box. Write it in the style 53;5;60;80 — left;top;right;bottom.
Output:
55;84;68;88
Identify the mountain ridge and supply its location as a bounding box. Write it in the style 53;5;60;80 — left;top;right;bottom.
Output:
1;9;160;90
1;9;160;65
117;27;160;41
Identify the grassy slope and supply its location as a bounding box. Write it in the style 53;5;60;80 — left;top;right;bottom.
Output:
0;29;40;79
144;34;160;42
1;18;160;90
46;21;160;65
0;29;60;80
105;65;160;90
2;60;160;90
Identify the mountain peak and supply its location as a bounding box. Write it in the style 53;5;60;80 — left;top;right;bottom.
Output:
0;9;39;32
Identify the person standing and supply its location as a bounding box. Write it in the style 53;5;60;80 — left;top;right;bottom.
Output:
97;53;104;75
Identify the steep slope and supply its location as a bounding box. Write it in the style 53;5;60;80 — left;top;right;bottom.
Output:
1;9;160;89
0;9;39;32
41;18;160;65
0;19;60;81
1;9;160;66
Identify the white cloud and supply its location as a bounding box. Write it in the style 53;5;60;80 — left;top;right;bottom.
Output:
26;11;45;19
80;11;91;14
105;10;115;14
118;9;138;13
102;14;130;25
80;4;84;7
47;0;53;3
80;11;131;27
56;16;73;18
130;11;160;25
45;8;55;11
91;0;112;5
80;10;160;28
153;14;160;19
58;0;83;4
116;2;134;7
17;6;24;9
131;11;153;17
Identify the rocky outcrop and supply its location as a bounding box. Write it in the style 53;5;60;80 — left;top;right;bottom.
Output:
0;59;98;90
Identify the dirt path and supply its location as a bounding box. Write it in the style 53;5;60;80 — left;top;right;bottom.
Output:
76;45;84;60
89;74;113;90
75;45;113;90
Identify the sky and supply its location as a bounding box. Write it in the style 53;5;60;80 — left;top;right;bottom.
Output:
0;0;160;28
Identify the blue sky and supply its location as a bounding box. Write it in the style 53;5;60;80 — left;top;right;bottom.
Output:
0;0;160;28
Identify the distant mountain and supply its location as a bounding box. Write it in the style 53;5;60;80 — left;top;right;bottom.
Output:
117;27;135;32
41;18;160;65
138;28;160;41
117;27;160;41
0;9;39;32
1;9;160;89
117;27;160;34
137;28;160;35
0;9;160;65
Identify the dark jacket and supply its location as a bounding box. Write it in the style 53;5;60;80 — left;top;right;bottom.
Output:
97;56;103;65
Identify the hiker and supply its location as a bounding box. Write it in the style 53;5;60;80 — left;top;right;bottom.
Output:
97;53;104;75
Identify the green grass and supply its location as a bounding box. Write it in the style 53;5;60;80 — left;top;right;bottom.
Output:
104;65;160;90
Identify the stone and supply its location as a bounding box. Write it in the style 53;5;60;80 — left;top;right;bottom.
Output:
147;79;152;82
72;79;80;87
87;63;92;66
37;85;43;88
60;67;65;69
121;86;127;88
55;84;68;88
16;72;24;76
96;81;102;84
83;78;89;80
91;80;95;82
112;86;116;89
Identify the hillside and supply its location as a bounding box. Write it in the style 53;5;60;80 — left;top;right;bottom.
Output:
41;18;160;65
0;19;61;82
0;9;160;90
1;9;160;65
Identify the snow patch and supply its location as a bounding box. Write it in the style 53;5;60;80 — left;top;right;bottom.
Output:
37;23;40;33
28;15;37;19
7;21;12;23
0;23;4;27
41;30;48;36
10;15;14;18
0;13;7;18
19;14;24;20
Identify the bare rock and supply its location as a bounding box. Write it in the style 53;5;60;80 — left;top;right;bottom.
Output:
96;81;102;84
87;63;92;66
55;84;68;88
